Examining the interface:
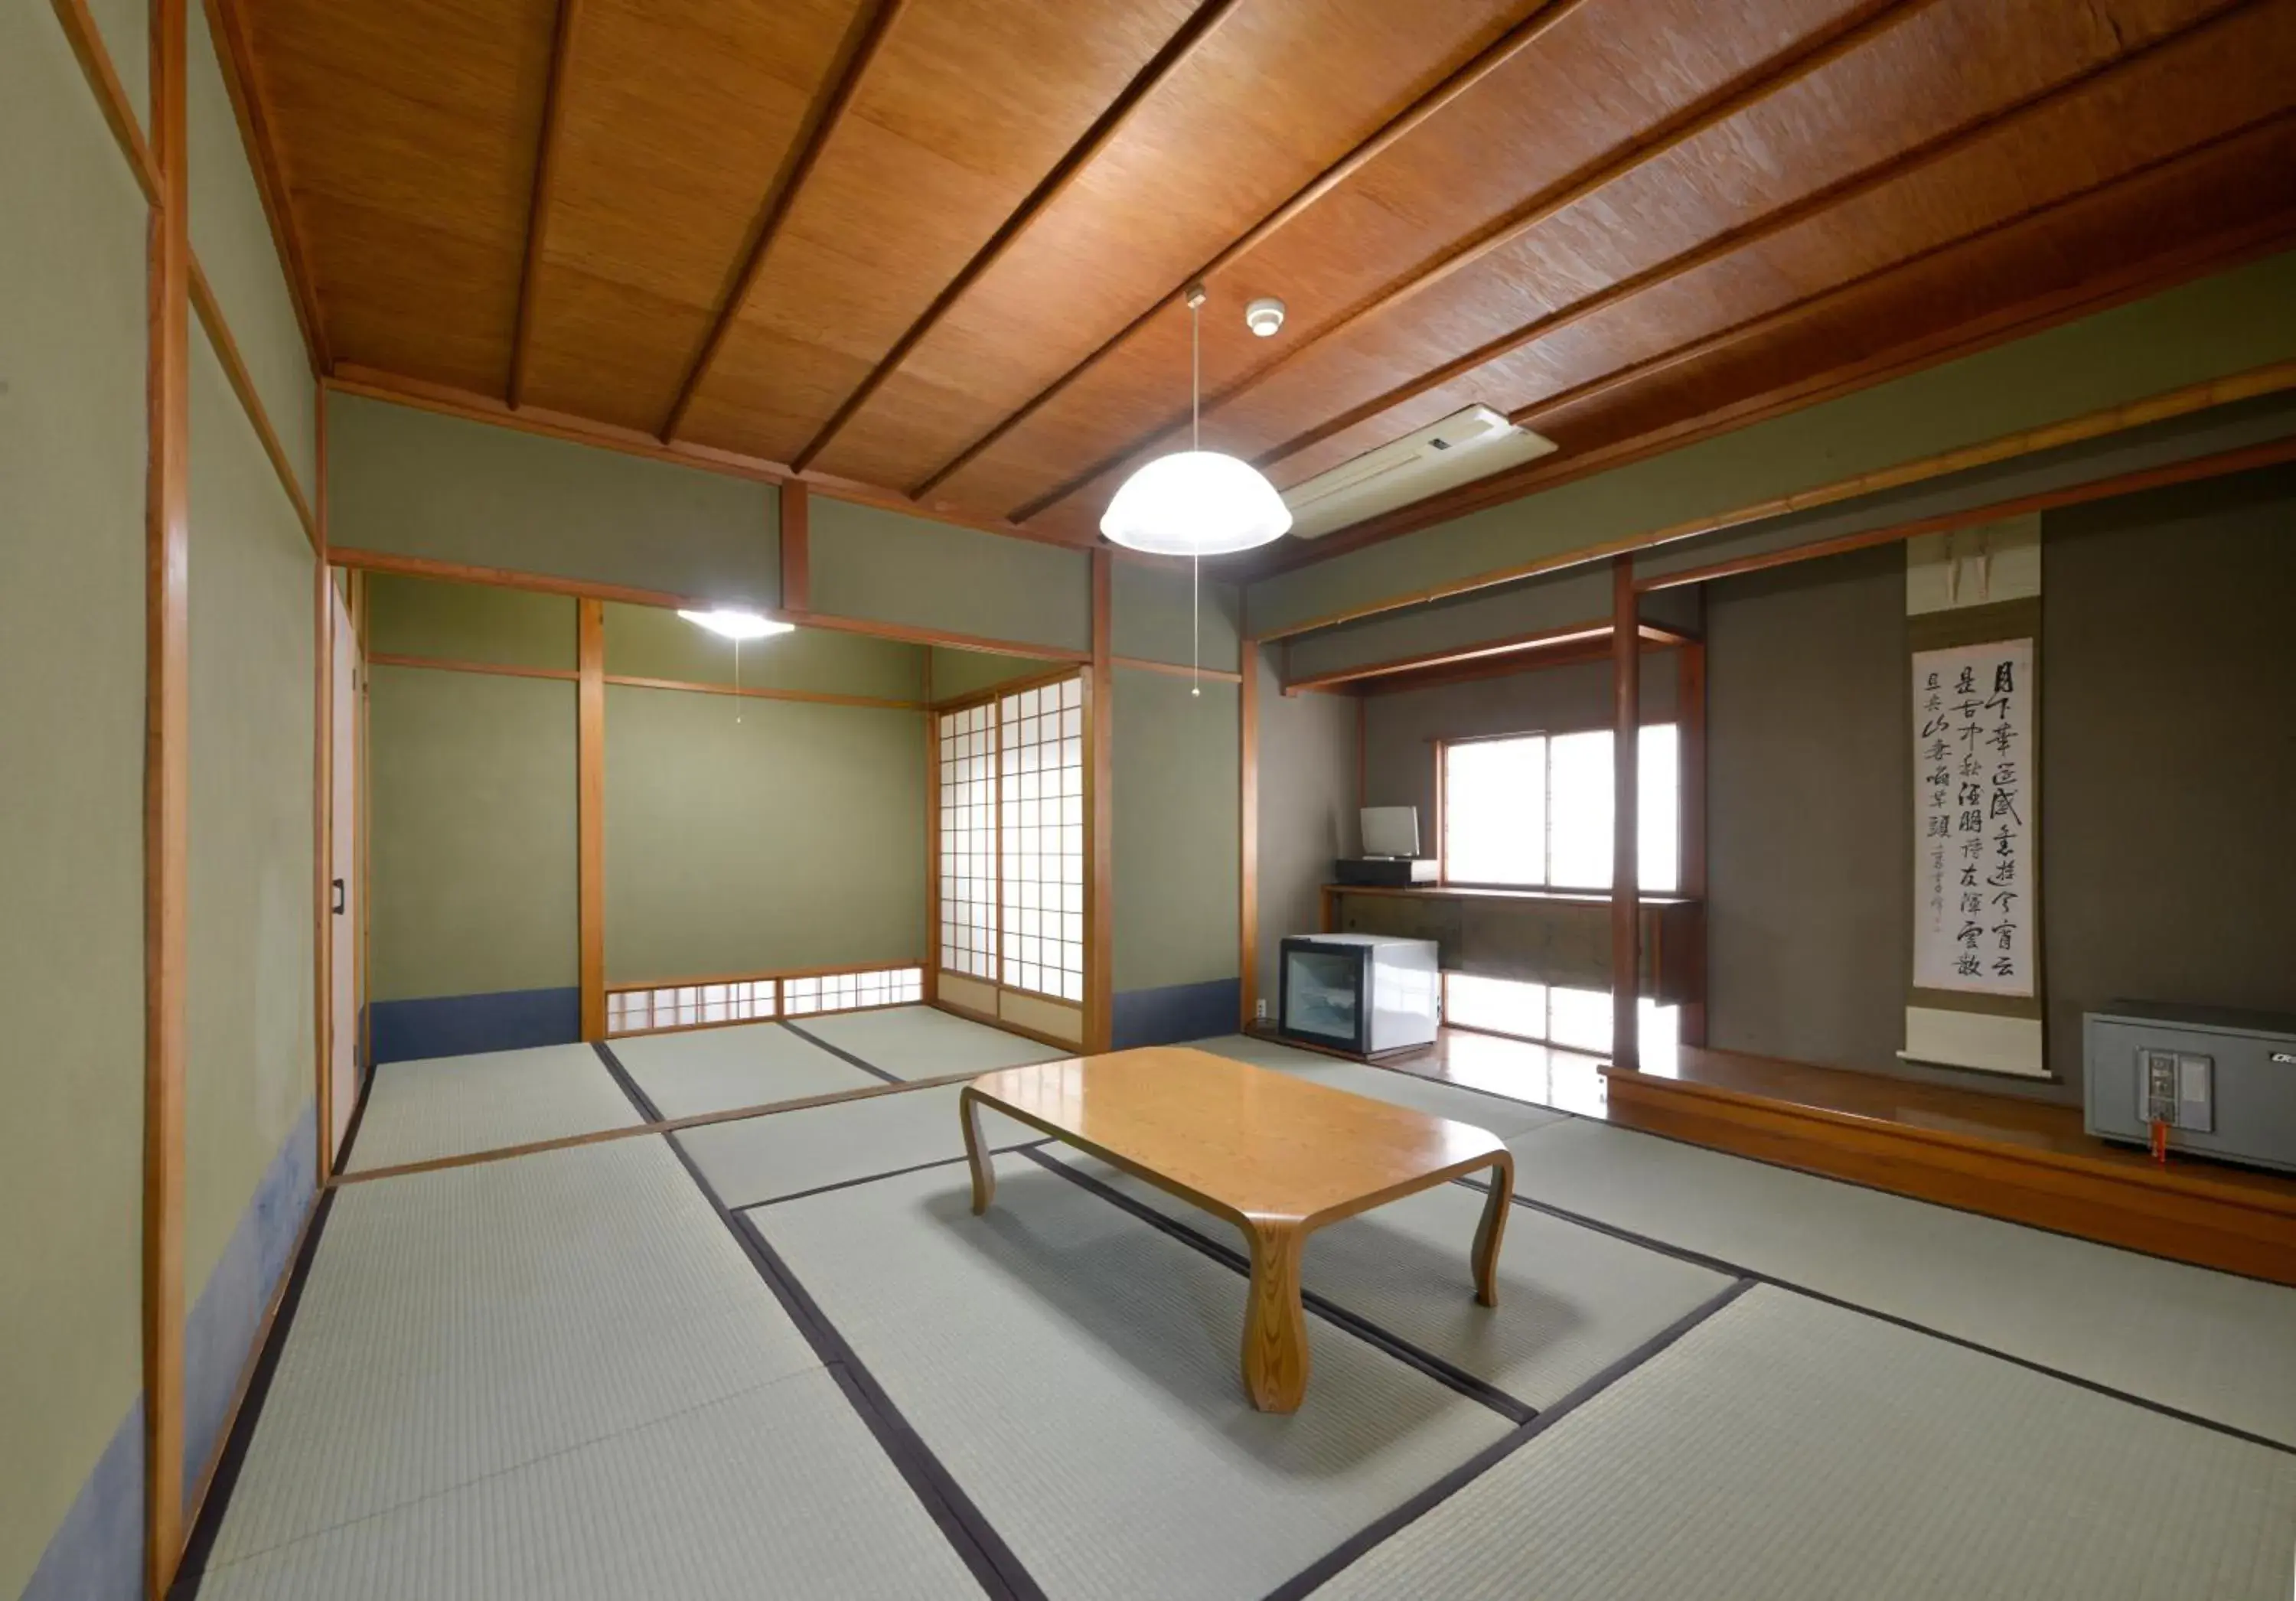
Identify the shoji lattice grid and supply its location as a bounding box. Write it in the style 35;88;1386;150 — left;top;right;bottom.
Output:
783;967;924;1016
938;703;998;980
998;677;1084;1003
606;979;774;1036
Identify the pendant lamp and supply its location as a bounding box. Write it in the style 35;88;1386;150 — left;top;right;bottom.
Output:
1100;285;1291;556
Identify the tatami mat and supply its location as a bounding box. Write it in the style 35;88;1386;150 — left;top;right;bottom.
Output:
1046;1151;1733;1410
197;1365;980;1601
203;1138;820;1570
1192;1035;1567;1141
680;1081;1041;1210
606;1021;885;1120
341;1044;641;1172
1307;1286;2296;1600
755;1153;1515;1601
1505;1117;2296;1446
790;1004;1071;1079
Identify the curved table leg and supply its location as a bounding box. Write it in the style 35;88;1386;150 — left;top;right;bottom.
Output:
959;1086;996;1215
1472;1150;1513;1308
1241;1224;1309;1413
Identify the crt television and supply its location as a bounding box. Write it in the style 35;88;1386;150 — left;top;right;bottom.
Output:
1277;934;1440;1055
1359;806;1420;858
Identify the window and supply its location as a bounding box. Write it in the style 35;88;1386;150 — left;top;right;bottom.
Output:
935;674;1086;1005
604;967;925;1036
784;967;923;1016
1441;725;1678;891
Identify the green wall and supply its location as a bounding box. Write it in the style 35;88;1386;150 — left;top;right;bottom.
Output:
605;687;928;983
189;0;315;501
1111;668;1240;991
368;669;580;1000
1250;646;1358;1003
929;645;1050;703
328;391;779;605
811;497;1091;651
184;323;316;1299
369;572;576;668
608;603;925;700
1112;560;1241;670
1245;250;2296;638
0;8;151;1586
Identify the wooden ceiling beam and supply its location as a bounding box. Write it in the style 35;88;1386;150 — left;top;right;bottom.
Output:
1251;197;2296;579
1252;0;2257;478
1006;0;1923;525
507;0;583;411
789;0;1248;475
906;0;1590;502
659;0;910;443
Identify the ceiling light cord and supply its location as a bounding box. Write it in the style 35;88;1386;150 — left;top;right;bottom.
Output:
1190;288;1202;697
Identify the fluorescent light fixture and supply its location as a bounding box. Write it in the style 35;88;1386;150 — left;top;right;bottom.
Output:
677;608;792;641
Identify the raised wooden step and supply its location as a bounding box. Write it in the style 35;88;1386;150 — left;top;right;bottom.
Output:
1600;1050;2296;1286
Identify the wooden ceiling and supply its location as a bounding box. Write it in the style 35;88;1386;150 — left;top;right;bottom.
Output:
240;0;2296;567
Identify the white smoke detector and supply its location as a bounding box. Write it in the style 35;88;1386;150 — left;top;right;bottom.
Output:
1244;297;1286;337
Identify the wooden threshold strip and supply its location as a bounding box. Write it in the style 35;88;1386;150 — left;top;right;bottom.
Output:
329;1069;981;1187
602;673;923;711
368;652;578;683
1109;655;1245;684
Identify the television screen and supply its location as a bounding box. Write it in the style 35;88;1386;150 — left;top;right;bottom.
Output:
1359;805;1419;858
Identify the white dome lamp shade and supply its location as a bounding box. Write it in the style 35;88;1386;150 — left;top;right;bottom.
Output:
1099;449;1291;556
1099;284;1291;558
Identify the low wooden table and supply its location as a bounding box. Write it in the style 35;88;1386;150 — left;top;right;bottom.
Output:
959;1046;1515;1413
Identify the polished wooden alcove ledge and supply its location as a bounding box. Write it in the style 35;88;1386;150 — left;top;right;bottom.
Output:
1600;1047;2296;1286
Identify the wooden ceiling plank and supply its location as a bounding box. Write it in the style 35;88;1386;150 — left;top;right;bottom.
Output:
906;0;1588;502
1509;108;2296;438
202;0;331;373
658;0;908;444
1007;0;1924;526
506;0;581;411
789;0;1248;475
1252;122;2296;582
1254;0;2257;478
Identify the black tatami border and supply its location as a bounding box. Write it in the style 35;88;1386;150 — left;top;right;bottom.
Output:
168;1186;341;1599
595;1034;1047;1601
656;1127;1049;1601
1262;1276;1757;1601
1454;1168;2296;1459
1018;1146;1537;1425
779;1019;908;1084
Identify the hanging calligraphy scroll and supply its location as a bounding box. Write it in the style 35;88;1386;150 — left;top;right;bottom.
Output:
1901;534;2046;1079
1911;637;2033;996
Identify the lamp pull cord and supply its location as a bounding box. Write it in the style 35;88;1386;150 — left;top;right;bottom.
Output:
1190;290;1202;698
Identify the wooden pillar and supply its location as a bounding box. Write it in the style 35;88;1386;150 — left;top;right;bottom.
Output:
1085;550;1114;1052
780;480;810;614
1610;556;1640;1071
312;386;332;1178
577;599;605;1039
1677;631;1708;1048
1238;637;1259;1029
144;0;191;1586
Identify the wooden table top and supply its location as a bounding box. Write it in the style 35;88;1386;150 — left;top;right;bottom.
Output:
965;1046;1508;1231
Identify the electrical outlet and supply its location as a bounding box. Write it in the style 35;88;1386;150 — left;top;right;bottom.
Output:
1254;998;1268;1022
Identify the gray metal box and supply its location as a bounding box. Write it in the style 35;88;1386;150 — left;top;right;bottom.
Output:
2084;1002;2296;1175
